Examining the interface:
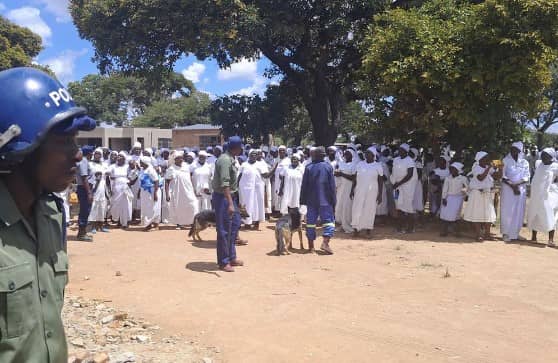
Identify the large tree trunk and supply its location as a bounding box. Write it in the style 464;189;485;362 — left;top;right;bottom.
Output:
536;130;544;150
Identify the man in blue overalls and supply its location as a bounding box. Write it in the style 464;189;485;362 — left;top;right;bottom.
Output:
300;146;336;254
212;136;244;272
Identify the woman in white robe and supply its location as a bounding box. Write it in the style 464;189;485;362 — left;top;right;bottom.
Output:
165;151;198;228
159;159;170;224
109;152;133;228
440;162;468;236
273;146;291;214
239;150;265;227
128;159;141;222
139;156;162;231
527;148;558;246
351;148;384;235
335;147;358;233
192;151;213;211
464;151;500;241
410;148;424;213
390;143;418;233
500;141;530;242
279;154;304;216
88;148;110;233
256;151;273;215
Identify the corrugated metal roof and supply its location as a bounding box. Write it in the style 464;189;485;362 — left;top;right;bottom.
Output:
174;124;221;130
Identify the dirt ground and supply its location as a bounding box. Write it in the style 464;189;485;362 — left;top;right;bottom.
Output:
66;220;558;363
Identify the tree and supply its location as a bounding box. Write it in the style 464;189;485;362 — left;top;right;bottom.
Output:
527;63;558;149
133;91;211;128
210;95;267;142
70;0;390;146
0;16;42;71
359;0;558;154
68;72;194;125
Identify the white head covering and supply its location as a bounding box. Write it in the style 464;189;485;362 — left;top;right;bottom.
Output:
139;156;151;165
450;162;464;173
291;153;301;161
327;146;337;151
310;146;318;152
511;141;524;152
118;151;127;157
174;150;185;158
366;146;379;159
541;147;556;160
475;151;488;162
144;147;153;156
187;152;196;159
133;141;142;149
198;150;208;157
278;145;287;151
400;143;410;152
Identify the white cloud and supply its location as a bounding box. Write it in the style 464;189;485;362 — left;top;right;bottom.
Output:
41;48;88;84
217;58;258;81
34;0;71;23
181;62;206;83
6;7;52;44
230;76;268;97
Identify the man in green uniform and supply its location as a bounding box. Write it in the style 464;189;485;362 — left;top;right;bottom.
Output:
0;67;96;362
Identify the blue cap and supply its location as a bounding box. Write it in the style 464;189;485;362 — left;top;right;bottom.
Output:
228;136;242;148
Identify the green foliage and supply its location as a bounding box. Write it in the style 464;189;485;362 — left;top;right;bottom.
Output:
0;16;43;71
133;91;211;128
359;0;558;152
68;72;194;125
69;0;391;145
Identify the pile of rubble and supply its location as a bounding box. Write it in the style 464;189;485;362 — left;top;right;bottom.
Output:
63;295;219;363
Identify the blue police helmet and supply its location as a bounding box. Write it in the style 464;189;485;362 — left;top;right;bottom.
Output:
0;67;96;165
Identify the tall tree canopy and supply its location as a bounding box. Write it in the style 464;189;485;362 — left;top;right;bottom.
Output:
68;72;195;125
359;0;558;153
527;63;558;149
70;0;390;145
0;16;43;71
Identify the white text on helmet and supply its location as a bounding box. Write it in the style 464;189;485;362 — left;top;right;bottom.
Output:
48;88;73;107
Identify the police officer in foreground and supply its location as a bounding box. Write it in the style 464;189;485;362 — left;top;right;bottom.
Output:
0;67;95;362
212;136;245;272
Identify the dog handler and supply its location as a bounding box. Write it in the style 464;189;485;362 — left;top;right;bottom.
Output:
212;136;245;272
0;67;96;362
300;146;336;254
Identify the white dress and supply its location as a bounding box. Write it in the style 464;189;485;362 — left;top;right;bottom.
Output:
273;157;291;211
279;165;304;215
413;161;424;212
352;161;383;230
88;162;109;222
109;164;133;227
430;167;450;215
165;164;198;225
527;163;558;232
464;164;497;223
140;166;162;226
255;160;272;214
390;156;417;214
335;160;357;232
500;155;530;239
440;175;468;222
192;162;213;211
239;162;265;224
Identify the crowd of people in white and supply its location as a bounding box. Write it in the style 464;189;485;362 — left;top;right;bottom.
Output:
66;139;558;246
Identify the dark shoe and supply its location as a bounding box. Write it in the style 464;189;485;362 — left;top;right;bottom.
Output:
235;239;248;246
219;264;234;272
230;259;244;267
77;234;93;242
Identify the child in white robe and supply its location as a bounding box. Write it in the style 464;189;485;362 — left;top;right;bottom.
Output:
464;151;500;241
440;162;468;236
527;148;558;246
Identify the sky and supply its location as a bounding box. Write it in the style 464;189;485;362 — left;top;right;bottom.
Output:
1;0;277;98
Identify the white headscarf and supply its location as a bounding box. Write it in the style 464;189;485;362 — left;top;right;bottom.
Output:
450;162;464;173
144;147;153;156
198;150;208;157
133;141;142;149
400;143;410;152
541;147;556;160
511;141;524;152
366;146;379;159
139;156;151;165
475;151;488;162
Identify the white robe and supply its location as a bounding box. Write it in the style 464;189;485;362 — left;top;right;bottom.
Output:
239;162;265;224
279;165;304;215
413;161;424;212
109;164;133;227
273;157;291;211
255;160;272;214
165;164;198;225
500;155;530;239
140;166;162;226
352;161;383;230
464;164;496;223
390;156;417;214
440;175;468;222
192;162;213;211
88;162;109;222
527;163;558;232
335;159;357;233
128;168;141;211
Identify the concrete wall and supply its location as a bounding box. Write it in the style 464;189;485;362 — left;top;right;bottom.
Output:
77;127;172;149
172;129;223;148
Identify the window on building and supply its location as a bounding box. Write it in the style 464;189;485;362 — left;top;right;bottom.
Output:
199;135;220;148
158;138;172;149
